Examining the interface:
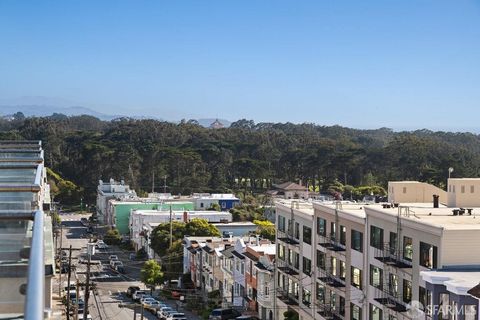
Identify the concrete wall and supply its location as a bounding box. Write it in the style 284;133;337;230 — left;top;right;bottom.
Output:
388;181;447;204
447;179;480;208
441;229;480;267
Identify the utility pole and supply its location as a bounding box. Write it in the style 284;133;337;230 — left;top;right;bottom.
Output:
163;175;167;194
133;306;137;320
140;303;144;320
58;224;63;296
169;205;173;248
75;279;80;320
83;243;92;320
66;245;73;320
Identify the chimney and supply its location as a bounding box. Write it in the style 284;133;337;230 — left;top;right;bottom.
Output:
433;194;439;208
183;211;188;223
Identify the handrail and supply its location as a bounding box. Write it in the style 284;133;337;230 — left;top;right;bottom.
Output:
24;210;45;320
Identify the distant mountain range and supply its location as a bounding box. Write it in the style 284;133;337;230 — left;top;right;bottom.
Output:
0;103;231;127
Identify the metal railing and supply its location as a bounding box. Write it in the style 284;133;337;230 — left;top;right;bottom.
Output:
0;210;45;320
24;210;45;320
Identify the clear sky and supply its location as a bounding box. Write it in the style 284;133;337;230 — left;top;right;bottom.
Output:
0;1;479;129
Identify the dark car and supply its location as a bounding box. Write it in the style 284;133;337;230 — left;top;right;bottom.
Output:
209;309;241;320
126;286;141;297
235;317;260;320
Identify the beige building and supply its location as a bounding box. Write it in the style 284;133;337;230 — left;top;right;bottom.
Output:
447;178;480;208
388;181;447;204
275;179;480;320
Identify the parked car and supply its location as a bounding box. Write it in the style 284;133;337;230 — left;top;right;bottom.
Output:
166;313;187;320
235;317;260;320
109;255;118;261
144;300;163;311
209;309;241;320
115;264;126;273
157;307;174;319
95;240;108;249
80;217;89;226
126;286;141;297
140;296;155;304
111;260;124;269
132;290;147;301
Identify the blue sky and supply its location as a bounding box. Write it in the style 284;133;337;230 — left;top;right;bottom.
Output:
0;1;479;129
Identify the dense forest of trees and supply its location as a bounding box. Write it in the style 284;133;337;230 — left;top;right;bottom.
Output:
1;113;480;204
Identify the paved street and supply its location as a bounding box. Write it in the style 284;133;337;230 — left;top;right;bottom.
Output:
55;213;198;320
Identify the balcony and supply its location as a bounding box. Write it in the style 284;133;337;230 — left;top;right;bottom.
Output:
317;303;344;320
277;259;299;277
277;229;300;246
373;287;407;312
373;244;412;269
277;288;299;306
317;268;345;288
318;234;345;252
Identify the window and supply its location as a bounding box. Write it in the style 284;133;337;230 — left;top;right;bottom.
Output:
403;236;413;261
388;274;398;296
403;279;412;304
369;304;383;320
403;187;407;194
287;219;292;235
302;288;311;306
370;226;384;249
471;185;475;193
278;216;285;232
294;252;299;269
351;304;362;320
316;283;325;304
303;226;312;244
465;305;477;320
453;185;456;193
339;261;346;280
389;232;397;254
339;296;345;316
331;222;336;238
420;242;438;269
351;230;363;252
351;267;362;289
302;257;312;275
370;265;383;289
294;222;300;239
316;250;325;269
340;225;347;245
200;202;204;208
241;262;245;275
419;286;432;316
330;291;336;310
331;257;337;276
462;185;465;193
278;244;285;260
439;293;449;319
287;249;293;265
317;217;326;236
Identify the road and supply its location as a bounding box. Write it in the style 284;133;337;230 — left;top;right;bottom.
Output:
55;213;196;320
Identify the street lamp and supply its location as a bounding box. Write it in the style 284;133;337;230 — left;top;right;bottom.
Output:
448;167;454;179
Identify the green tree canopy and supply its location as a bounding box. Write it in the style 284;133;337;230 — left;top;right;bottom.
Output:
140;259;164;290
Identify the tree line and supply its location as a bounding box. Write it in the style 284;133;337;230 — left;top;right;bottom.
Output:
1;114;480;203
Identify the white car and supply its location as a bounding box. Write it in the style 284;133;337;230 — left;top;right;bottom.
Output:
140;296;155;304
132;290;147;301
166;313;186;320
157;307;174;319
96;240;108;249
144;300;163;310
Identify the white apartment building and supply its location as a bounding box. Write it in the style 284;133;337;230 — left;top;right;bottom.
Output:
96;178;136;224
275;180;480;320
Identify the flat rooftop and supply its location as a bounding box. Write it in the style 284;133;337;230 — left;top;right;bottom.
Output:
313;202;374;219
366;203;480;230
421;269;480;295
275;199;314;216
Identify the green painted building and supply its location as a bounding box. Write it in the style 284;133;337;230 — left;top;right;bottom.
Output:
110;201;194;234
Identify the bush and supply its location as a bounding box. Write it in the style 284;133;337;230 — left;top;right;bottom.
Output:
104;228;121;245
